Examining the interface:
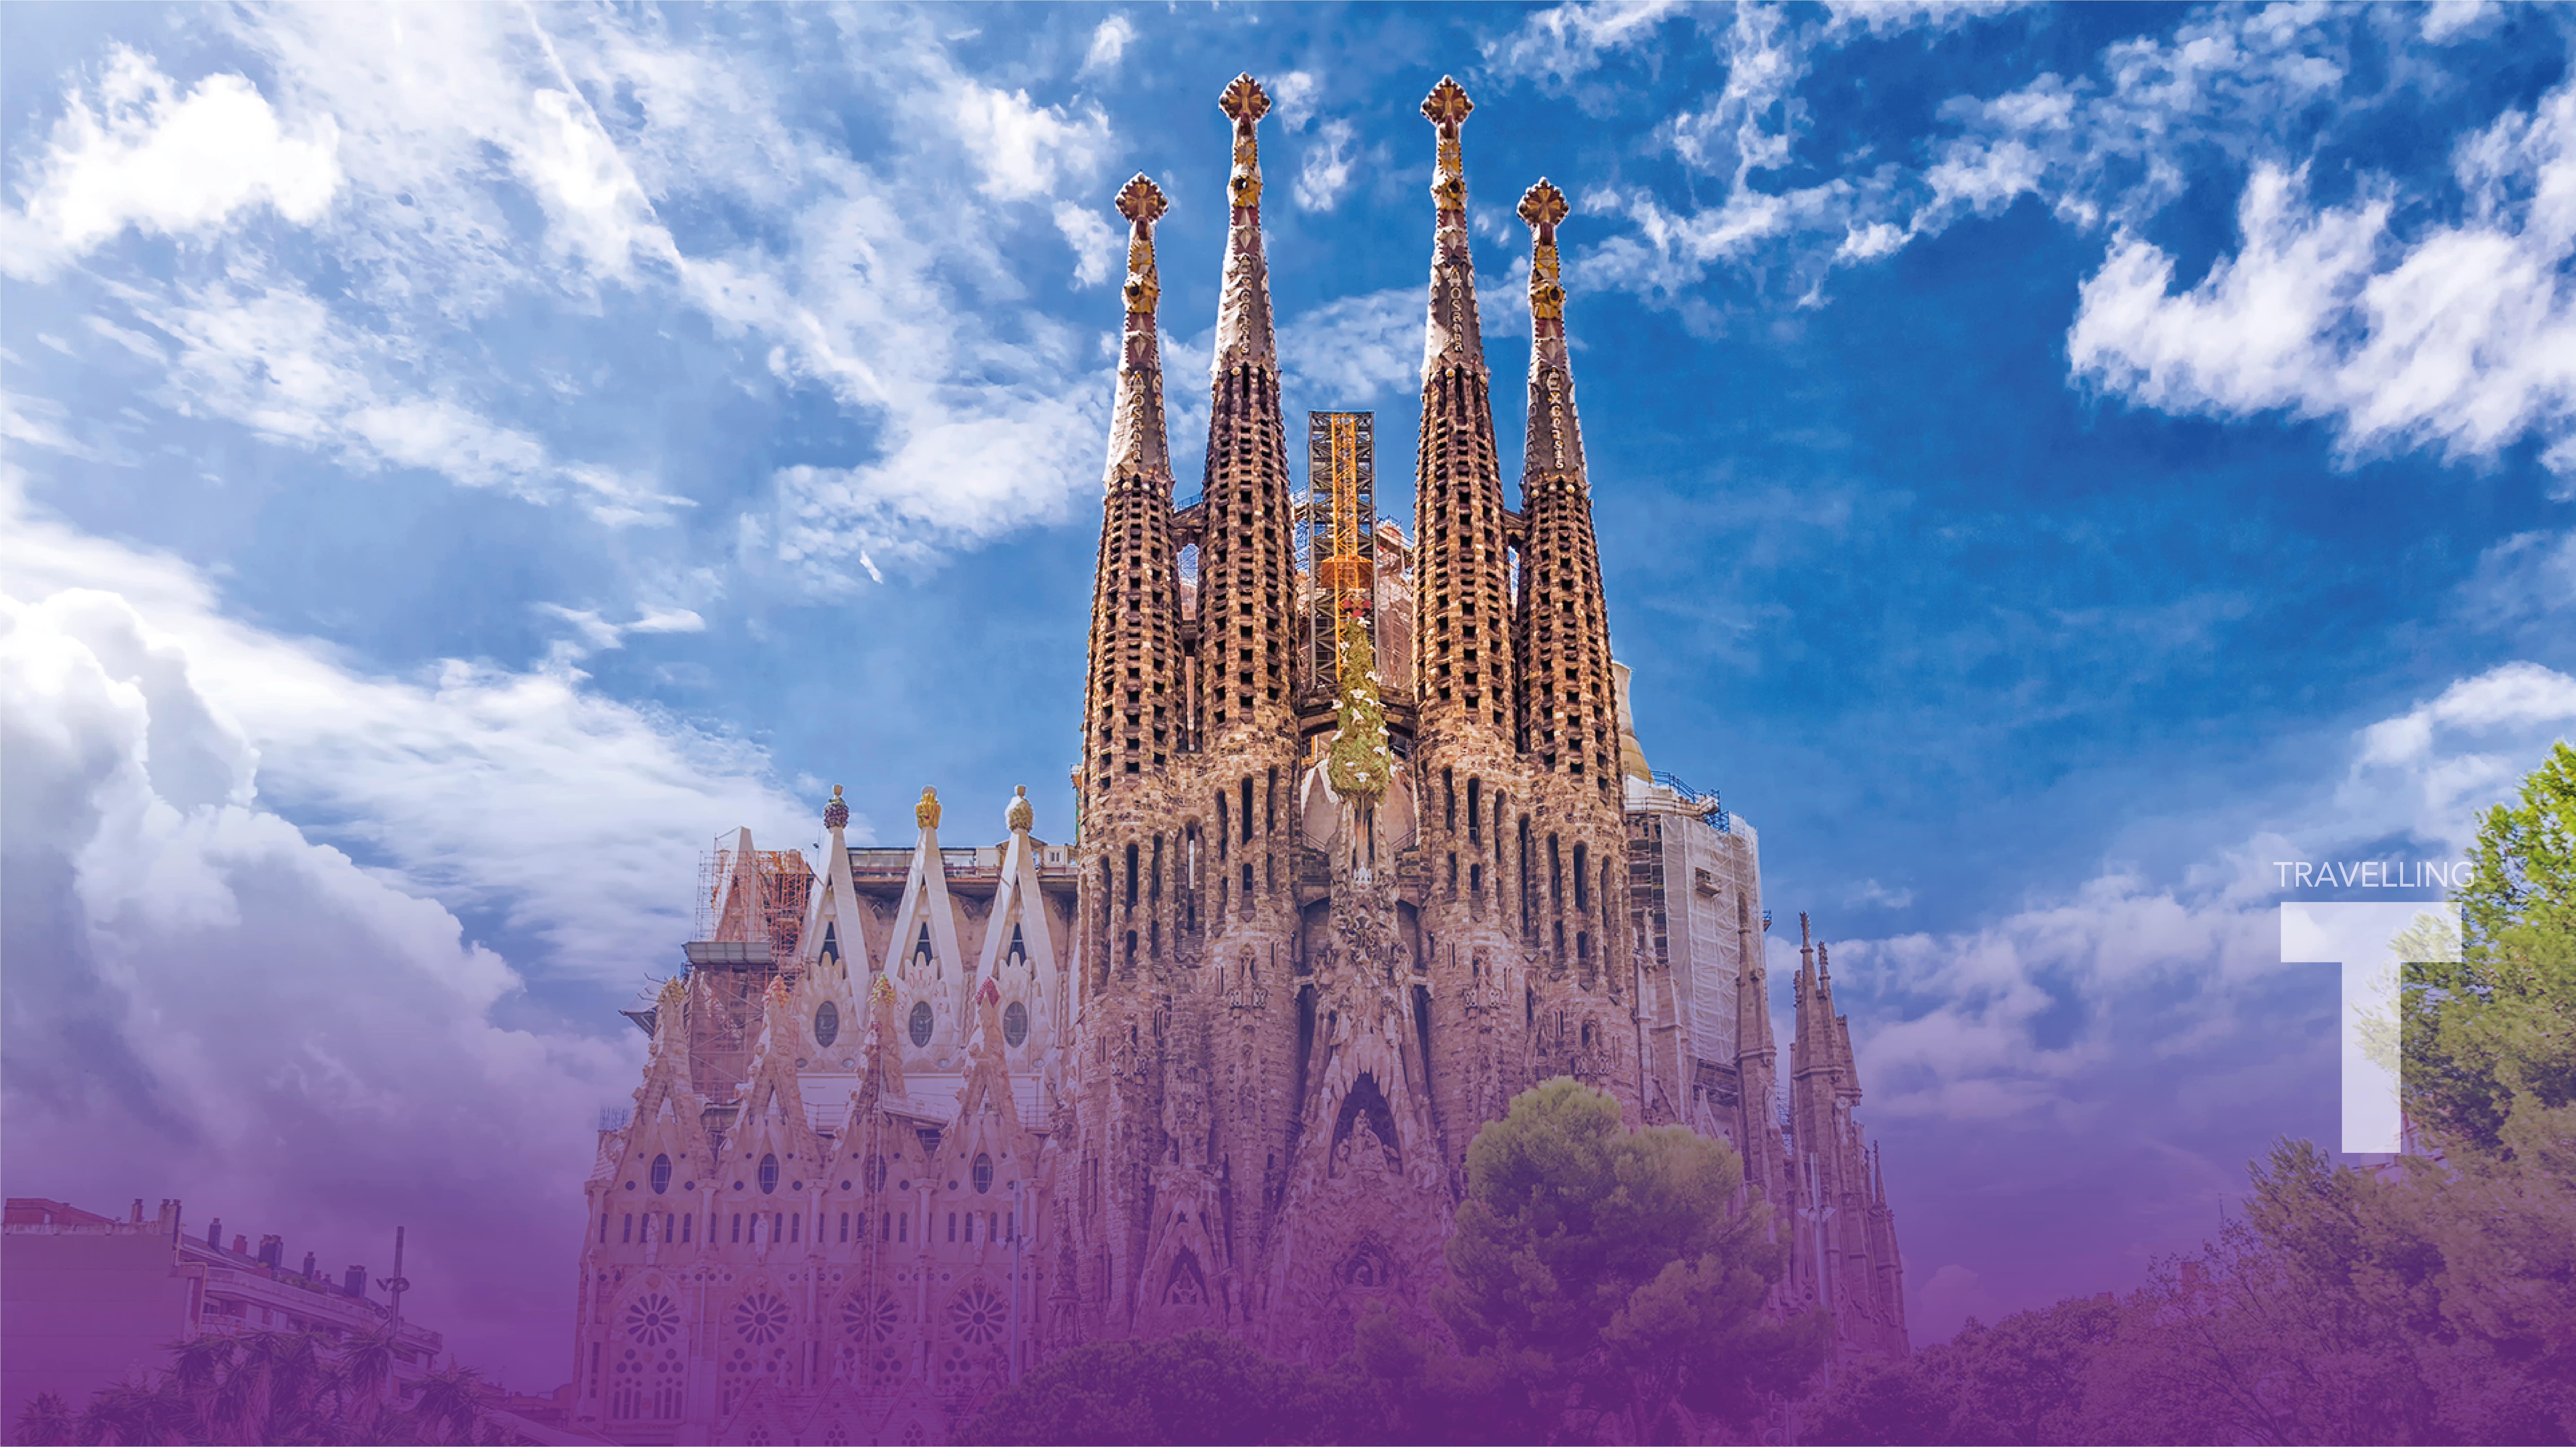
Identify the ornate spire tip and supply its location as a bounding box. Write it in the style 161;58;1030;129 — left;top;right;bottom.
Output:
1114;173;1169;226
1422;76;1473;127
1518;178;1569;230
1219;73;1271;124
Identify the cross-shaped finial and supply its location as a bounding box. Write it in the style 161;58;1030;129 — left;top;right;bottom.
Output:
1517;178;1570;230
1115;174;1169;226
1422;75;1473;127
1219;73;1271;124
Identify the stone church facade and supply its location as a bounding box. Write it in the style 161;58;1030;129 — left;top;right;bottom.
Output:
569;75;1906;1446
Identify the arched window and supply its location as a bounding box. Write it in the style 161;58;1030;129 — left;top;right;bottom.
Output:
651;1154;672;1194
913;923;934;966
813;1002;839;1048
908;1002;934;1047
1003;1001;1030;1047
973;1154;994;1194
865;1155;888;1192
1005;925;1027;969
759;1155;780;1195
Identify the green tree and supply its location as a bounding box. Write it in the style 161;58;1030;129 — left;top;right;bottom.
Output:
2085;1119;2576;1446
9;1391;74;1447
1437;1078;1827;1442
2409;740;2576;1152
961;1329;1371;1445
406;1361;494;1446
1340;1304;1553;1446
1808;1296;2121;1446
40;1329;518;1447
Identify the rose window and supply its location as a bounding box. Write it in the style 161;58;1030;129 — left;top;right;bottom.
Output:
732;1290;790;1346
623;1293;680;1346
948;1285;1005;1346
842;1291;900;1345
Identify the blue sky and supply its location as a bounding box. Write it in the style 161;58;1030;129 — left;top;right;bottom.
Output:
5;1;2574;1374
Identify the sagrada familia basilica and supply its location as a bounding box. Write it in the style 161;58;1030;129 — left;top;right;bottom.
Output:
570;76;1906;1445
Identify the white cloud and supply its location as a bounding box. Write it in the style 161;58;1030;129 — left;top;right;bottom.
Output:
3;47;341;280
144;281;683;525
1851;865;2279;1125
1081;15;1137;77
1482;0;1685;90
0;498;827;987
946;81;1111;202
1271;71;1321;124
1585;4;1922;308
1851;878;1917;909
1566;4;2576;481
1280;286;1434;402
534;603;707;662
10;10;1131;578
1294;119;1361;213
2068;75;2576;484
1582;6;2354;311
769;384;1106;580
1841;658;2574;1133
2458;527;2576;627
2420;0;2493;43
1267;71;1368;215
2344;661;2576;852
1054;199;1119;286
1915;1262;2003;1338
0;586;639;1373
1915;7;2355;237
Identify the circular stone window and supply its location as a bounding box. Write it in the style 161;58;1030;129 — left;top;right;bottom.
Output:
813;1001;840;1048
1003;1001;1029;1047
908;1002;934;1048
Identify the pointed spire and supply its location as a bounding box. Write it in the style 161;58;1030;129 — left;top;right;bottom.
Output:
1513;175;1618;786
1420;76;1484;377
1198;72;1299;744
1212;75;1276;370
1083;175;1186;800
1104;174;1173;488
1411;75;1515;741
1518;178;1587;484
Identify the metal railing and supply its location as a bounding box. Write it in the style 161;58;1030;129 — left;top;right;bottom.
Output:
1649;771;1730;833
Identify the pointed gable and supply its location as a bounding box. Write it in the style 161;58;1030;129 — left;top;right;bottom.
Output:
977;787;1065;1066
799;790;866;977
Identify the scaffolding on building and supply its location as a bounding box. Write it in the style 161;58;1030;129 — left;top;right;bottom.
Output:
1299;410;1376;687
1650;770;1731;833
693;839;815;968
